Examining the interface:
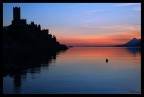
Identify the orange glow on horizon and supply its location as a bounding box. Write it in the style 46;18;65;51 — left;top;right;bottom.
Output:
57;32;141;46
49;25;141;46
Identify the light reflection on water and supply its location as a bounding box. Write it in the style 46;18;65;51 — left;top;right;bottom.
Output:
3;47;141;94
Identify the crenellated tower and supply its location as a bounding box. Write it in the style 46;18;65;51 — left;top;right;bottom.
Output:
13;7;21;21
12;7;26;25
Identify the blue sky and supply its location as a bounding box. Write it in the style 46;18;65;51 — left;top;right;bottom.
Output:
3;3;141;46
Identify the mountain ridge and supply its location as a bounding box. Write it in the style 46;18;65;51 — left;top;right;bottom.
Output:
115;38;141;47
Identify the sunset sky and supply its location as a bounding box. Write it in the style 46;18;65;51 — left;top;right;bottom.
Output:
3;3;141;46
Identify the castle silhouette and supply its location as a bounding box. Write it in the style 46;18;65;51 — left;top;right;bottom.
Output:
3;7;68;93
3;7;68;50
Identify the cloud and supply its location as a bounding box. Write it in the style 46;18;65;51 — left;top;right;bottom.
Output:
133;7;141;11
115;3;140;6
115;3;141;12
107;14;112;16
96;25;141;31
87;9;108;14
80;24;141;37
59;31;141;46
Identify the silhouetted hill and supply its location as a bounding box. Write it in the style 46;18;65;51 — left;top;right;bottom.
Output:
115;38;141;47
3;7;68;50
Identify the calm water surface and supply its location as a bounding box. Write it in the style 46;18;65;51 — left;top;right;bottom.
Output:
3;47;141;94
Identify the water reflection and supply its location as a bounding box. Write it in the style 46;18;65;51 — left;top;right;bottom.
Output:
57;47;141;72
3;49;67;94
125;47;141;56
3;47;141;94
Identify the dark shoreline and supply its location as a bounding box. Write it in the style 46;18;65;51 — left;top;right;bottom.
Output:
71;46;141;48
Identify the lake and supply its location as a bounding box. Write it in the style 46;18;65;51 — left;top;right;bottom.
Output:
3;47;141;94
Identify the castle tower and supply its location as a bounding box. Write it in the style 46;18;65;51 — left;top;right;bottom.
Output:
13;7;20;21
12;7;27;25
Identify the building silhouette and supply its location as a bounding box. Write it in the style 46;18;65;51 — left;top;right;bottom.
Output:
12;7;26;25
3;6;68;50
13;7;20;21
3;6;68;94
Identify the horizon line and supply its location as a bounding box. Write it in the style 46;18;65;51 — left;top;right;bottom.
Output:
70;46;141;47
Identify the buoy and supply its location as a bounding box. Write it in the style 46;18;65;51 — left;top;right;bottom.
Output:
106;59;108;63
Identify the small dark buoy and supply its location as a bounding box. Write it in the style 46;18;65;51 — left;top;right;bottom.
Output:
106;59;108;63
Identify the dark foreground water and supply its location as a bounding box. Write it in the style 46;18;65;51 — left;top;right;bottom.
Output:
3;47;141;94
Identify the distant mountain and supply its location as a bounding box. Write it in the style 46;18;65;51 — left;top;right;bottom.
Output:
116;38;141;47
124;38;140;46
